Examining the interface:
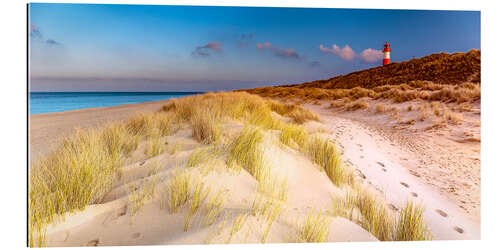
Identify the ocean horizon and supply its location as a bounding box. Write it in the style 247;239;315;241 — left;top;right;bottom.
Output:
29;91;203;115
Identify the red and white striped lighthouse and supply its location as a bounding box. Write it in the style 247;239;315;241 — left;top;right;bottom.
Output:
382;41;391;66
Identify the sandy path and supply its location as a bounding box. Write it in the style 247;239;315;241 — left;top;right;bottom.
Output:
29;100;171;162
305;104;480;240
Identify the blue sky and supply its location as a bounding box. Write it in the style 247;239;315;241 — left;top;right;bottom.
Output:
28;4;480;91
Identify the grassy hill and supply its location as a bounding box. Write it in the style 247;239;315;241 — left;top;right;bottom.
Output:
242;50;480;104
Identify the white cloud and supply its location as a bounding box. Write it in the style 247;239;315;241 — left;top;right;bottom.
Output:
319;44;355;61
360;48;383;63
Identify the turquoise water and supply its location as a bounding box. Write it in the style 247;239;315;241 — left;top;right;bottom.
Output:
29;92;202;115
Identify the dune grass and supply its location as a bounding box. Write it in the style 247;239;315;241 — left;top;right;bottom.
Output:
305;136;355;187
331;184;432;241
244;50;480;104
250;194;285;243
28;125;138;247
144;127;164;158
162;92;318;129
163;169;190;213
395;201;432;241
191;108;221;144
331;186;394;241
184;176;210;232
375;104;387;113
126;112;174;138
30;91;433;245
187;146;216;168
202;189;227;227
345;100;369;111
257;174;288;203
129;174;159;217
226;126;265;177
227;210;249;243
279;122;307;149
295;209;330;243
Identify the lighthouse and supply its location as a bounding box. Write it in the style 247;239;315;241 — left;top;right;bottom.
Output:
382;41;391;66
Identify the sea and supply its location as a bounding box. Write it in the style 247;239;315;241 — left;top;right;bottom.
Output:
29;92;202;115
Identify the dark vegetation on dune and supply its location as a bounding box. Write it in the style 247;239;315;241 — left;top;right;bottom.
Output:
241;50;480;104
294;49;480;89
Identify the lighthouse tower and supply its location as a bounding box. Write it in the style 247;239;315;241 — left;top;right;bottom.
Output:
383;41;391;66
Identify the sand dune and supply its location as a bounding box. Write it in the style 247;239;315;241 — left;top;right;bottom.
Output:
40;123;377;246
29;92;479;247
303;101;480;239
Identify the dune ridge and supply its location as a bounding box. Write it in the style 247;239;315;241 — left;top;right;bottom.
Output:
29;92;431;247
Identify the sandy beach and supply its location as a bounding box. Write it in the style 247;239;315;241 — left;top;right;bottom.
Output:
29;99;172;162
28;91;480;246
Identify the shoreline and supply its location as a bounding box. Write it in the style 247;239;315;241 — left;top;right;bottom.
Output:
29;99;176;162
29;91;204;116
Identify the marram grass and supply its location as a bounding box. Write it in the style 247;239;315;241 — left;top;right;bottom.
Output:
395;201;432;241
295;209;330;243
29;91;433;245
226;126;266;177
305;136;355;186
29;124;138;247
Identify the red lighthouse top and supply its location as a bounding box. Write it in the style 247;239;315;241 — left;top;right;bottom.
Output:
383;41;391;52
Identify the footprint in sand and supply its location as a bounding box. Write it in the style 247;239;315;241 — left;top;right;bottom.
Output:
453;226;464;234
410;192;418;197
87;239;99;246
102;205;128;226
118;205;127;216
400;182;410;188
132;232;141;239
388;204;399;211
435;209;448;217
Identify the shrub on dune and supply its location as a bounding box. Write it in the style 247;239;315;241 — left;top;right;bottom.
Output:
345;100;369;111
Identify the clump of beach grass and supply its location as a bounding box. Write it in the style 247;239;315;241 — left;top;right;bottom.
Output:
163;169;190;213
191;108;221;144
126;112;174;138
184;176;210;232
345;100;369;111
375;104;387;113
29;124;138;247
443;108;464;125
331;186;395;241
226;126;266;177
295;209;330;243
144;127;164;158
331;184;432;241
258;170;288;201
266;100;320;124
227;210;249;243
419;104;430;121
306;136;354;186
251;194;285;243
395;201;432;241
128;175;159;217
202;189;227;227
279;122;307;149
187;146;216;168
